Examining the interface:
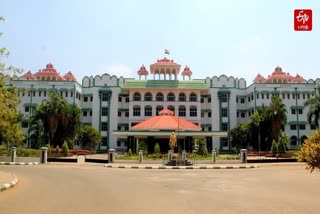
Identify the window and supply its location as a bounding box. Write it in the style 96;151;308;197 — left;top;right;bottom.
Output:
156;106;163;115
38;91;41;97
237;112;239;117
102;93;110;101
190;106;197;117
291;109;296;114
298;109;303;114
70;91;73;97
311;124;316;130
167;92;175;101
248;96;250;102
133;106;141;116
221;108;228;117
189;93;197;102
287;94;290;99
241;112;245;118
22;121;28;128
101;107;108;116
65;92;68;97
179;106;186;117
299;124;305;130
251;95;253;100
25;106;30;112
124;126;129;131
101;137;107;146
307;94;310;99
84;96;88;102
221;137;228;147
144;106;152;116
101;122;108;131
221;123;228;131
60;91;63;97
208;112;212;118
248;111;251;116
297;94;300;99
236;97;239;103
179;93;186;102
118;111;121;117
90;96;93;102
290;124;297;130
144;92;153;101
125;97;129;103
292;94;296;99
303;94;305;99
22;92;25;97
201;113;204;118
117;126;121;131
290;136;297;146
221;94;228;102
156;92;164;101
240;98;245;103
133;92;141;101
90;111;92;116
33;91;36;96
266;94;269;99
125;112;129;117
208;126;212;131
201;98;204;103
261;94;264;99
28;91;30;97
208;97;211;103
256;94;259;99
118;97;122;102
117;141;121;147
167;105;175;113
83;111;87;117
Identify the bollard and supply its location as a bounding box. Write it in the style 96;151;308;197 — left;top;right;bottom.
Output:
168;150;173;162
138;150;143;163
11;147;17;162
212;149;216;163
181;150;186;162
108;149;116;163
40;147;48;164
240;149;248;163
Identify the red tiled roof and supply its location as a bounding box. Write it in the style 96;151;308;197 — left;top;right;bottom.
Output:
137;64;148;75
63;71;77;81
34;63;64;80
131;108;201;131
20;70;35;80
152;57;179;66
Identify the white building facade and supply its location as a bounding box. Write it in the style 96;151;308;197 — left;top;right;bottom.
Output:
5;59;320;151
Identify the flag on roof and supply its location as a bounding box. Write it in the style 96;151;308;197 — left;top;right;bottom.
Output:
165;49;170;54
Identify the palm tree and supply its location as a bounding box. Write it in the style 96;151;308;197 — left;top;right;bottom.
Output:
304;85;320;130
268;95;287;142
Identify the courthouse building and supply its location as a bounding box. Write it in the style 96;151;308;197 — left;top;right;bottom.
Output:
5;57;320;151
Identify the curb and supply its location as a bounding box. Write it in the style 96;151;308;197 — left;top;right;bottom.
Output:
0;175;19;192
104;165;259;169
0;162;39;165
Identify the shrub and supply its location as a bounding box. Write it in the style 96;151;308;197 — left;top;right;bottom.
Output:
197;138;208;156
62;141;69;157
278;131;288;154
214;147;219;156
154;143;160;154
138;141;148;155
298;130;320;173
127;148;132;156
55;145;60;153
271;140;278;157
46;144;51;155
0;145;8;156
15;148;41;157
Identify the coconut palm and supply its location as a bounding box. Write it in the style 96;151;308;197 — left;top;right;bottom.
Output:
268;95;287;142
304;85;320;130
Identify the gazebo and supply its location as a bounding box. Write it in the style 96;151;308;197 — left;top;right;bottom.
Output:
113;108;227;153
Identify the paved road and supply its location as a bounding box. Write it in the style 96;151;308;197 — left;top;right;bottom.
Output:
0;163;319;214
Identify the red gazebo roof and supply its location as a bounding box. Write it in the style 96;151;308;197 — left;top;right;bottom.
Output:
182;66;192;76
137;64;149;75
131;108;201;131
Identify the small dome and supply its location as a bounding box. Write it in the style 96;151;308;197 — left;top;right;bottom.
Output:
159;108;174;116
182;65;192;76
20;70;35;80
253;73;265;83
137;64;149;75
63;71;77;81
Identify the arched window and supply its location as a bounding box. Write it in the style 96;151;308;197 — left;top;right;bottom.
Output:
189;92;197;102
167;92;175;101
156;105;163;115
179;92;186;102
190;106;197;117
300;135;307;145
144;92;152;101
156;92;164;101
133;92;141;101
133;105;141;116
290;136;297;146
167;105;175;113
144;105;152;116
179;105;186;117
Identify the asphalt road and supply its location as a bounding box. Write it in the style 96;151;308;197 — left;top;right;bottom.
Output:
0;163;319;214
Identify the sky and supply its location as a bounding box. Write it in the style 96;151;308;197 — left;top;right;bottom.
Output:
1;0;320;84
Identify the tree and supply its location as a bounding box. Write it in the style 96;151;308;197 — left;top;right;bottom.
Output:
78;125;102;151
304;85;320;130
0;17;25;147
229;123;249;153
154;143;160;154
268;95;287;142
30;91;81;147
298;130;320;173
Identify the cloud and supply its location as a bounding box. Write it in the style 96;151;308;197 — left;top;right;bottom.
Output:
103;64;134;77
